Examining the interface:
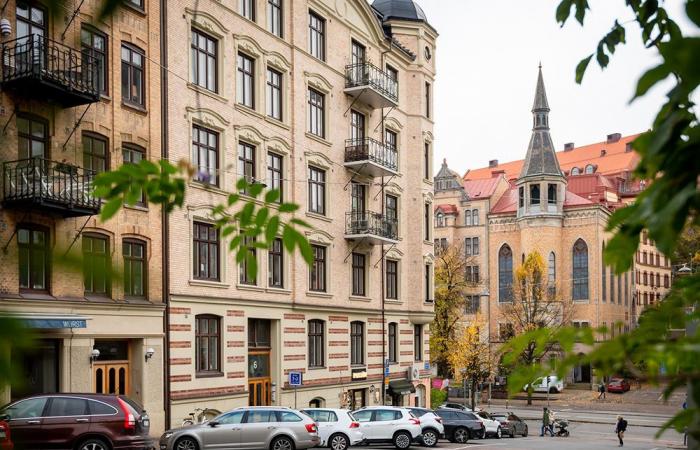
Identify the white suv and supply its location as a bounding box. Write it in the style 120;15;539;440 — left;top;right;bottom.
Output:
302;408;364;450
351;407;422;449
407;408;445;447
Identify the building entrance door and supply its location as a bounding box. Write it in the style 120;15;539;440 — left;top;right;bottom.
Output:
94;363;129;395
248;319;272;406
248;378;271;406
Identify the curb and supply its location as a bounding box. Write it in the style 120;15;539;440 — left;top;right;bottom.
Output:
518;415;663;429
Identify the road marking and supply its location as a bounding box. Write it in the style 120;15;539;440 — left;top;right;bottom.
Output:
453;445;509;449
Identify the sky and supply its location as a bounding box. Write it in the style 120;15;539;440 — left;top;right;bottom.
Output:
418;0;694;175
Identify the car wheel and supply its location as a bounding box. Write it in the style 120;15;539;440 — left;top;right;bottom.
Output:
175;437;199;450
393;431;412;450
522;426;528;437
78;439;110;450
421;429;438;447
496;427;502;439
549;387;558;394
271;436;295;450
329;433;349;450
453;427;469;444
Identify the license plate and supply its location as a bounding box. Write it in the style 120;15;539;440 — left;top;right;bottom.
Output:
143;418;150;427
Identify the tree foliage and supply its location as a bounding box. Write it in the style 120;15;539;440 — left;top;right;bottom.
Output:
448;319;493;411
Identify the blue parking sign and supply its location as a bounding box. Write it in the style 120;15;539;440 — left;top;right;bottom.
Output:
289;372;302;386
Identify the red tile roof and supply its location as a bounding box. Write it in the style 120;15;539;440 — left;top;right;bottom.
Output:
490;187;594;214
465;134;641;181
435;204;458;214
464;177;501;199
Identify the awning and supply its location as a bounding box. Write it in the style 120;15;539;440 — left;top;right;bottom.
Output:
388;379;416;395
2;313;88;329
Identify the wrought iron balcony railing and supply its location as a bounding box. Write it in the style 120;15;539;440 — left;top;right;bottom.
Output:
344;138;398;175
3;158;100;217
1;34;100;107
345;211;398;242
344;62;398;106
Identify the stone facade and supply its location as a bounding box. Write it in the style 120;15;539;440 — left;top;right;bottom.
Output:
0;0;165;432
164;0;436;426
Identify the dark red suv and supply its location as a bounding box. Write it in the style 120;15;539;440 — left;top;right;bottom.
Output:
0;394;152;450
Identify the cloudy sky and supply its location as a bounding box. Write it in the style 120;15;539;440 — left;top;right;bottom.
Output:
418;0;693;175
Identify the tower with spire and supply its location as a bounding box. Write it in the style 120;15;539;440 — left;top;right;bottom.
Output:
516;65;566;221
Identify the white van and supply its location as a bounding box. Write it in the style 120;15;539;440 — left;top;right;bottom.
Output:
524;375;565;393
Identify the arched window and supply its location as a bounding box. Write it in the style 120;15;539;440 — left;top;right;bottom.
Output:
584;164;595;174
472;209;479;226
602;243;606;303
498;245;513;302
571;167;581;176
664;274;670;288
436;213;444;227
547;252;556;297
465;211;472;226
572;239;589;300
309;398;325;408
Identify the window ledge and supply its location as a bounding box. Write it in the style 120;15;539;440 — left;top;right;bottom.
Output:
305;132;332;147
305;211;332;223
235;103;263;119
187;83;228;103
266;287;291;295
306;291;333;299
124;204;149;213
195;371;224;379
188;181;227;196
264;116;290;130
349;296;371;302
573;300;590;304
189;279;230;289
121;101;148;115
308;366;326;371
236;283;263;292
385;299;403;305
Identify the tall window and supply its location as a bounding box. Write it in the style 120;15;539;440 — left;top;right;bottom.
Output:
572;239;589;300
465;295;480;314
350;110;365;141
17;115;47;159
548;251;556;297
425;264;432;302
518;187;524;208
465;237;479;256
351;253;366;296
308;320;325;368
81;27;107;95
123;144;146;205
472;209;479;225
308;88;325;137
195;315;220;373
193;222;219;281
530;184;540;205
436;213;444;228
192;126;219;185
388;322;397;363
267;0;282;37
268;238;283;288
465;211;472;226
238;142;256;193
425;82;431;118
82;133;108;173
309;245;326;292
123;240;146;298
618;274;623;304
602;245;607;302
83;234;110;295
414;324;423;361
424;143;430;179
498;244;513;302
350;321;364;365
266;68;282;120
308;11;325;61
351;183;366;214
386;195;398;226
385;129;397;149
18;226;48;291
191;29;217;92
465;265;479;283
625;272;630;305
308;166;326;215
664;274;670;288
266;152;283;201
547;184;557;204
237;53;255;108
424;203;431;241
239;237;257;285
121;43;144;106
386;260;398;299
610;269;615;303
240;0;255;20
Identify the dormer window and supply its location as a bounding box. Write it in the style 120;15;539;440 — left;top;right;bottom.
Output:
436;212;444;227
571;167;581;176
530;184;540;205
584;164;595;174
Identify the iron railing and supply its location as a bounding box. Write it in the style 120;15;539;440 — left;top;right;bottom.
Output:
345;62;399;103
345;211;398;241
1;34;99;99
3;158;100;212
344;138;398;172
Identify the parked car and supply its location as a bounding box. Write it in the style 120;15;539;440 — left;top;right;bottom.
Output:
524;375;565;393
0;393;150;450
301;408;363;450
490;412;528;437
474;411;502;438
434;409;483;444
160;407;319;450
607;378;631;393
0;421;12;450
406;408;444;447
438;402;469;411
351;407;421;449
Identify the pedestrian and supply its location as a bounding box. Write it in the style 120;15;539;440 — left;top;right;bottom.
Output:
615;415;627;447
598;382;606;399
540;407;550;436
548;409;556;436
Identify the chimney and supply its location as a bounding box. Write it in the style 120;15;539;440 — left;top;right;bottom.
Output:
489;159;498;168
625;142;633;152
564;142;575;151
600;149;607;157
606;133;621;143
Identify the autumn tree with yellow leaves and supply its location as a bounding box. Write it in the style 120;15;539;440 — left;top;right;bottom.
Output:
448;319;494;411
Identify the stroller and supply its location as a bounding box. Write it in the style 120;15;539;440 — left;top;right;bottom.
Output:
553;418;570;437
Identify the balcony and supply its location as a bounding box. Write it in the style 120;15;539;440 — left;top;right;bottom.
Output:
344;138;398;177
1;34;100;107
3;158;101;217
345;211;398;245
344;63;398;109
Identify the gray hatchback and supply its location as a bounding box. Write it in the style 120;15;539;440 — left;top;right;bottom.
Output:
159;407;320;450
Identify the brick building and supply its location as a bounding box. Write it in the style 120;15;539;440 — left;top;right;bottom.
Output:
433;67;670;386
0;0;165;431
164;0;436;425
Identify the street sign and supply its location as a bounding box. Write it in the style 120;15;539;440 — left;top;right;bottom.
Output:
384;366;390;376
289;372;302;387
424;362;430;370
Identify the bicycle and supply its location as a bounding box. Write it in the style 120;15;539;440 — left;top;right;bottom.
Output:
181;407;221;427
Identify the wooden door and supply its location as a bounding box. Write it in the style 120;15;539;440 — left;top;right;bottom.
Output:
248;378;271;406
94;363;129;395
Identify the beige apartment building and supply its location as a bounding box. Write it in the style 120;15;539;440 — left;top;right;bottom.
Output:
0;0;165;431
164;0;436;425
432;67;669;386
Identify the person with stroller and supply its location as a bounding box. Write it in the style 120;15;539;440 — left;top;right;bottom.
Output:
540;407;551;436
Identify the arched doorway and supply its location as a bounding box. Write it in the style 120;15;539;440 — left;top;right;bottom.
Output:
414;385;426;407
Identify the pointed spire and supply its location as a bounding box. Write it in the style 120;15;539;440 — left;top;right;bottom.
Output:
532;64;550;112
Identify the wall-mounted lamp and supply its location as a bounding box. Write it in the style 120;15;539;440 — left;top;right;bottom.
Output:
0;19;11;37
90;348;100;364
145;347;155;362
